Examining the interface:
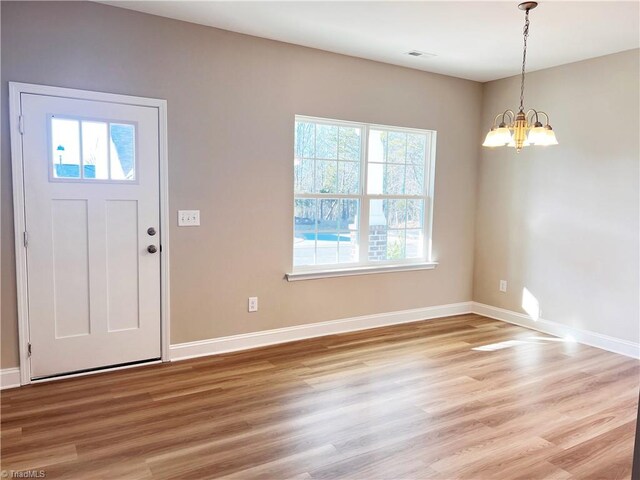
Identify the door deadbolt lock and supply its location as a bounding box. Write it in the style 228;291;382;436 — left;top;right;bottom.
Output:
147;245;158;254
147;227;157;236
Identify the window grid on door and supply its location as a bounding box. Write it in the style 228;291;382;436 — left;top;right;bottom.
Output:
49;115;137;183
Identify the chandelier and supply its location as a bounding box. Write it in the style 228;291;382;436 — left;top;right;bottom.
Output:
482;2;558;152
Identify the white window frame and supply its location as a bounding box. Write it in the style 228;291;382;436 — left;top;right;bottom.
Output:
287;115;438;281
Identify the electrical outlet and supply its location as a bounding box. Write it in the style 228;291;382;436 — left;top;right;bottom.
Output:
499;280;508;293
248;297;258;313
178;210;200;226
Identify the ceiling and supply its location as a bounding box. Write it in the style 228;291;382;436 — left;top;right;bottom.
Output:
104;1;640;82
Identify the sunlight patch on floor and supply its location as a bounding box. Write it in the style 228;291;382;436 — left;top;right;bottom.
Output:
472;340;530;351
472;335;573;352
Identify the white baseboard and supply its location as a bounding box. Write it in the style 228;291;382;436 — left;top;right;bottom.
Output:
5;300;634;387
170;301;473;361
0;368;21;390
471;302;640;359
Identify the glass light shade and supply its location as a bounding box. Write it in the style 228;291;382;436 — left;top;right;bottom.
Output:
539;127;558;146
527;126;546;144
483;127;512;147
482;129;502;147
494;127;513;144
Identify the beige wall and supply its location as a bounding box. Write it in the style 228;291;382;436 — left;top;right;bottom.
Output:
3;3;637;371
474;49;640;343
1;2;482;368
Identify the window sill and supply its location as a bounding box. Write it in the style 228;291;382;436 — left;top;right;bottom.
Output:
285;262;438;282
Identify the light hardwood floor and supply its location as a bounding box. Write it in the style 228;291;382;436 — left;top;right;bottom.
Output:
1;314;638;479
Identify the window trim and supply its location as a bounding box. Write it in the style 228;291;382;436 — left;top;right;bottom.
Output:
286;262;439;282
291;115;437;276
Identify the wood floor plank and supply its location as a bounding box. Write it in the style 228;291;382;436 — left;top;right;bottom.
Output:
1;314;638;479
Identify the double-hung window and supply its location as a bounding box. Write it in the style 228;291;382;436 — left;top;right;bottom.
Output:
290;115;436;278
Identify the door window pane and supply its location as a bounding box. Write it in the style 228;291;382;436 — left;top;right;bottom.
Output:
110;123;136;180
51;117;136;182
51;118;81;179
81;121;108;179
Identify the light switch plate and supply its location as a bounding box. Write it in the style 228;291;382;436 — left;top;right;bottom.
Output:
178;210;200;226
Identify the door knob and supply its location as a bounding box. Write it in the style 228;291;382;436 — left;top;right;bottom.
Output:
147;227;157;236
147;245;158;254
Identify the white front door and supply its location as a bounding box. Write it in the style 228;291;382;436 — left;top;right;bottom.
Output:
21;93;162;379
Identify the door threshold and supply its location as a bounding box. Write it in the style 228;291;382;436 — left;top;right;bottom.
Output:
31;358;162;384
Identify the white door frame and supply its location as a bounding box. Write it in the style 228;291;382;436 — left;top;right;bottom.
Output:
8;82;171;385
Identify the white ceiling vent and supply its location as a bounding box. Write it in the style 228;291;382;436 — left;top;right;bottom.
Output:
405;50;436;59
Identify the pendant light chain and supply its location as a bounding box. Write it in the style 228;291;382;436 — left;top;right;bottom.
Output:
519;9;530;113
482;2;558;151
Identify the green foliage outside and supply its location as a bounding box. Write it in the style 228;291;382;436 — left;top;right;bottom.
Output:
387;239;406;260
